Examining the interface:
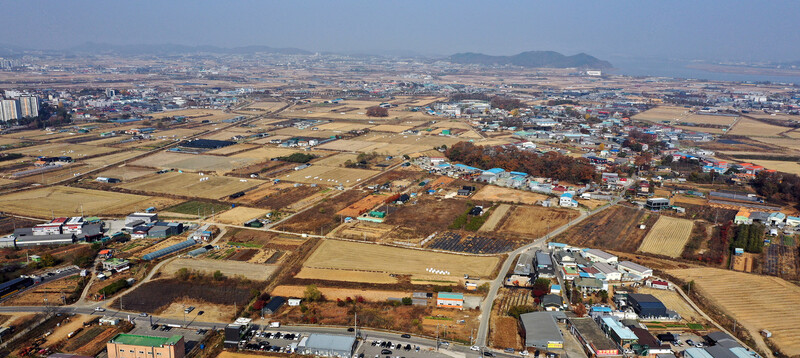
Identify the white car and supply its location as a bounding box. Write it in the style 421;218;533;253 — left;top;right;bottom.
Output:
94;307;106;312
471;346;481;351
520;351;529;356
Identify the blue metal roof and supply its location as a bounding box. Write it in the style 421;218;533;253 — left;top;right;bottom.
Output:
485;168;505;174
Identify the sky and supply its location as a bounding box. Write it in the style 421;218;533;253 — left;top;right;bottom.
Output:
2;0;800;62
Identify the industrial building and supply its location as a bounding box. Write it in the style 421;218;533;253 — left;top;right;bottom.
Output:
617;261;653;278
519;311;564;350
597;316;638;347
297;334;357;358
626;293;667;318
106;334;185;358
534;250;554;278
583;249;618;264
224;318;252;348
436;292;464;309
645;198;670;211
262;296;285;315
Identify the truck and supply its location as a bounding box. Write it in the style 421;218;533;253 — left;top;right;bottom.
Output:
269;322;280;328
184;306;195;314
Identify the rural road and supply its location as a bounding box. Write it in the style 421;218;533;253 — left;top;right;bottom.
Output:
475;198;620;348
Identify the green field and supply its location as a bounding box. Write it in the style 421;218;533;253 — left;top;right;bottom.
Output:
164;200;231;216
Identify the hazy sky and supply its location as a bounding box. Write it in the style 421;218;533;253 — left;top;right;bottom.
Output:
3;0;800;61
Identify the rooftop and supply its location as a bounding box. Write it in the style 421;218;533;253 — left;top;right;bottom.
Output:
109;334;182;347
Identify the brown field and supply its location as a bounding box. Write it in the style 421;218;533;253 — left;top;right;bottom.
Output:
214;206;268;225
313;121;374;132
302;239;500;280
311;153;360;167
271;284;412;302
15;163;98;184
149;108;243;122
370;124;418;133
280;99;433;121
130;151;259;172
471;185;549;205
279;165;380;186
274;189;364;234
682;114;738;126
553;205;657;252
294;267;397;284
336;194;389;217
479;204;512;232
636;287;703;322
672;195;708;206
119;172;265;199
230;146;322;160
744;159;800;175
382;197;472;241
498;206;580;238
95;165;155;181
244;101;285;112
0;185;172;218
3;143;117;158
162;258;278;281
638;216;694;258
668;268;800;356
728;118;789;137
2;275;81;306
247;184;326;211
633;106;691;123
82;150;146;166
205;143;259;155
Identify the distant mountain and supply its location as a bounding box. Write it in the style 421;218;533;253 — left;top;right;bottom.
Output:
445;51;612;69
65;42;312;56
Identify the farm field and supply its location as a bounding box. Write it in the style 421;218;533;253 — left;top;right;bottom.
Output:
681;113;738;126
311;153;360;167
313;121;373;132
243;101;285;112
214;206;268;225
230;147;323;160
115;278;262;315
149;108;243;122
0;185;171;218
471;185;549;204
242;183;326;211
638;216;694;258
271;285;412;302
303;239;500;280
478;204;511;232
382;197;473;241
279;165;379;186
667;267;800;356
280;99;433;121
3;142;118;158
82;150;146;166
2;275;82;306
553;205;657;252
294;267;397;284
744;159;800;175
161;258;278;281
205;143;259;155
498;206;579;238
130;151;258;172
118;172;265;199
369;124;418;133
728;118;789;137
636;287;703;322
632;106;690;123
95;165;155;181
275;189;364;234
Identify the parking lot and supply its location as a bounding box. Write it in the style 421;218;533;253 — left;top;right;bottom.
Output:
240;328;305;354
358;338;450;358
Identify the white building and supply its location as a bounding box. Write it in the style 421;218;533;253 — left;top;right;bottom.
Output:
583;249;618;264
617;261;652;279
0;99;21;121
592;262;622;281
18;95;39;118
559;192;578;207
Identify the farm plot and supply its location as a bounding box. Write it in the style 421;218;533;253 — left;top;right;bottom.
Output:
336;194;390;217
130;151;259;172
205;143;259;155
667;267;800;356
471;185;549;205
294;267;397;284
370;124;418;133
271;285;412;302
95;165;155;181
728;118;789;137
214;206;268;225
498;206;580;238
303;239;500;280
82;150;146;166
115;278;262;315
2;275;81;306
0;185;171;218
478;204;511;232
427;232;514;254
553;205;657;253
632;106;691;123
244;101;285;112
161;258;278;281
311;153;360;167
638;216;694;258
316;139;376;152
149;108;243;122
245;184;326;211
275;189;364;234
230;147;321;160
280;165;379;186
119;172;265;199
382;197;473;241
3;143;117;158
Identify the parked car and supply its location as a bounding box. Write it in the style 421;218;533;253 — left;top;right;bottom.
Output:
483;352;495;357
471;346;481;351
505;348;515;353
401;334;411;339
381;350;392;355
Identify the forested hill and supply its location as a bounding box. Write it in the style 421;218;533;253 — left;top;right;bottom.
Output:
445;51;612;69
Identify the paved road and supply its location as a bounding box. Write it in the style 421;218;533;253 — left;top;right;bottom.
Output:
475;198;620;347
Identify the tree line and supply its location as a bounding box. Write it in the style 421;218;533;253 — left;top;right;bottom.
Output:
445;141;596;183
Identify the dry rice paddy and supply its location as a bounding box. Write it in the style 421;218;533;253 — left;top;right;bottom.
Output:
638;216;693;258
0;185;171;218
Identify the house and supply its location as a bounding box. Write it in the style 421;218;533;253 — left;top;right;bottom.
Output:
617;261;652;278
645;198;670;211
630;327;672;356
584;249;618;264
541;294;563;311
560;192;579;207
568;317;621;357
106;334;185;358
436;292;464;309
574;277;606;293
597;316;638;347
102;258;130;272
534;250;555;278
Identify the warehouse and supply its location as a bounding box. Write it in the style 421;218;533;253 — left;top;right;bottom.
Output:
126;213;158;226
297;334;357;358
583;249;618;264
534;250;554;278
617;261;652;278
436;292;464;309
262;296;285;315
519;311;564;350
15;233;76;247
598;316;638;347
627;293;667;318
224;318;252;348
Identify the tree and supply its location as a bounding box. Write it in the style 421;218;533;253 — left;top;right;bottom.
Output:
401;297;412;305
510;109;520;117
41;253;57;267
597;290;609;303
573;303;587;317
176;267;190;281
304;284;323;302
366;106;389;117
212;270;225;281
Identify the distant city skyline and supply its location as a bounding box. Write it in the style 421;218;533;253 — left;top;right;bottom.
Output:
2;1;800;62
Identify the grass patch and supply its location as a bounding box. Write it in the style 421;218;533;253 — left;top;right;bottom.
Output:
164;200;230;216
687;323;705;330
424;316;453;321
